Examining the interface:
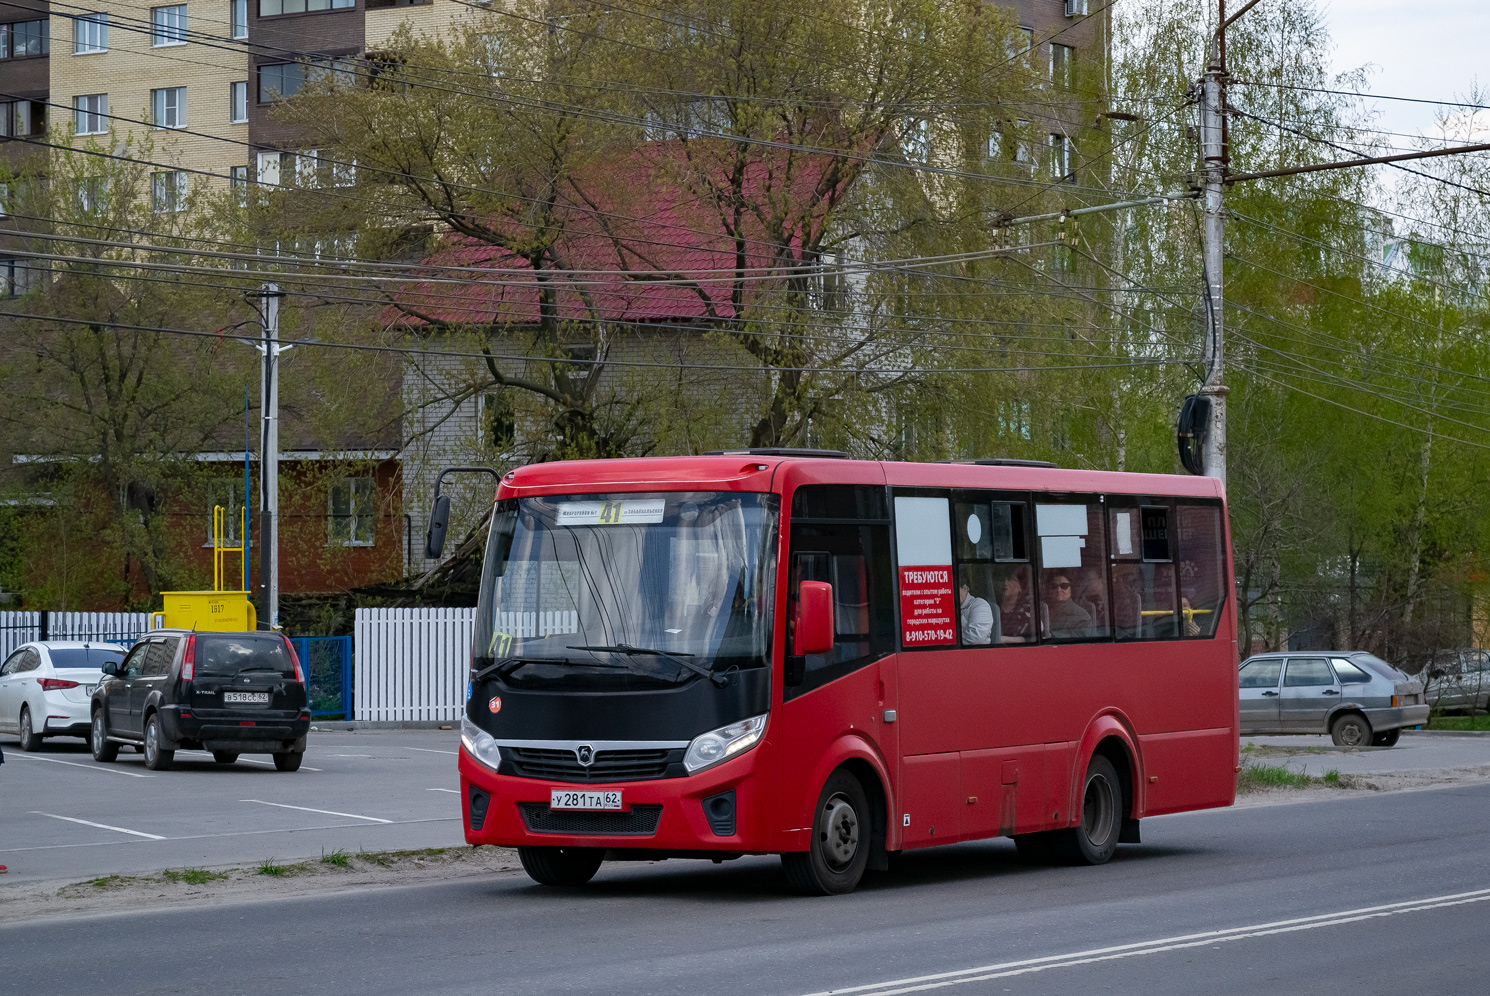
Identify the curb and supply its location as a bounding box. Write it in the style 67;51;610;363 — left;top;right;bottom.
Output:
308;721;456;732
1404;729;1490;737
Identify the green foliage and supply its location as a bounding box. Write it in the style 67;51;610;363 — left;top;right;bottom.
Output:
320;849;351;867
161;867;230;885
1237;762;1346;792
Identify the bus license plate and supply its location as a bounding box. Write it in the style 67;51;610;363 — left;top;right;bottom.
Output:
224;691;270;704
550;789;622;811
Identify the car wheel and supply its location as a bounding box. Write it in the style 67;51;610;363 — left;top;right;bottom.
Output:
1331;713;1372;748
212;751;239;765
17;706;43;752
517;846;605;887
143;714;174;771
273;751;303;772
781;769;871;895
1048;755;1124;866
1371;729;1401;747
91;712;119;762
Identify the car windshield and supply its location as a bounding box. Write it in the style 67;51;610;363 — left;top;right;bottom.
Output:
195;634;295;678
474;491;779;691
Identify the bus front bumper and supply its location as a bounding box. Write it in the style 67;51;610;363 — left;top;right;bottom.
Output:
458;747;776;854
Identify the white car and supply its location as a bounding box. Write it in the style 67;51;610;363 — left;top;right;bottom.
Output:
0;642;124;751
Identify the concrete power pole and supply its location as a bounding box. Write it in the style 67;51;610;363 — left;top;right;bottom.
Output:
257;284;286;631
1198;6;1229;485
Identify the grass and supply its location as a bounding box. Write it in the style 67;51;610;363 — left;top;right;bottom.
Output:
1427;714;1490;731
257;858;307;877
83;874;136;889
160;868;229;886
320;849;351;867
1237;762;1348;793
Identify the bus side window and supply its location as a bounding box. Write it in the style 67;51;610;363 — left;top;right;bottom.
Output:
1035;501;1111;642
1177;504;1226;638
954;498;1032;646
1110;505;1178;641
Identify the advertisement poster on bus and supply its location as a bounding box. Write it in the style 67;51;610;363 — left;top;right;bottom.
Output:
893;496;957;646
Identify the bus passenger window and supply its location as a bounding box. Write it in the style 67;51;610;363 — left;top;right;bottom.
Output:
994;564;1034;642
957;565;997;645
1036;503;1110;641
1109;506;1178;640
1177;504;1226;638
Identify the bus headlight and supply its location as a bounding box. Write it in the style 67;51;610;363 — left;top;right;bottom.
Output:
684;715;766;774
461;716;502;771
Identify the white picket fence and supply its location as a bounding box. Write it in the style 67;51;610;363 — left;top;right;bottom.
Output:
353;607;475;722
0;611;151;659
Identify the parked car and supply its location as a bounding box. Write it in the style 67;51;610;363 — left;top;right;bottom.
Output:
1421;649;1490;715
0;642;123;750
90;629;310;771
1239;650;1429;747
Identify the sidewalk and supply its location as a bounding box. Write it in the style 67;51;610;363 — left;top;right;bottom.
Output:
1242;731;1490;779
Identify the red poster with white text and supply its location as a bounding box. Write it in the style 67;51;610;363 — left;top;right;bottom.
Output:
899;565;956;646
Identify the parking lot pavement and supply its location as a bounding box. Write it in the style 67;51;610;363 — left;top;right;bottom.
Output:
0;729;467;884
1242;731;1490;777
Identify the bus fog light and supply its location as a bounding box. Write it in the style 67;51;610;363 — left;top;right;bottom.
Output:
461;716;502;770
684;715;766;773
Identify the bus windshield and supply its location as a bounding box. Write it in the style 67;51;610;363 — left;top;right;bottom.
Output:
474;491;779;691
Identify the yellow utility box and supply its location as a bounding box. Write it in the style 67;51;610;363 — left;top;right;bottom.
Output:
151;591;257;632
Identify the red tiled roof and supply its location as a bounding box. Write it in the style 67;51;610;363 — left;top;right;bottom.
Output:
391;140;842;327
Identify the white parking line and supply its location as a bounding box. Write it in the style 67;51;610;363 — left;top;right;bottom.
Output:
427;787;459;793
9;754;153;778
795;887;1490;996
240;799;392;823
32;812;166;840
406;747;458;755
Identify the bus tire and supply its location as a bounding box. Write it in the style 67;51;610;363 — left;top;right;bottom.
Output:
782;770;870;895
518;846;604;887
1050;754;1122;866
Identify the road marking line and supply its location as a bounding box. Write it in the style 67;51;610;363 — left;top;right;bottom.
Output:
331;754;372;757
9;753;153;778
798;886;1490;996
240;799;392;823
427;787;459;793
406;747;458;755
31;812;166;840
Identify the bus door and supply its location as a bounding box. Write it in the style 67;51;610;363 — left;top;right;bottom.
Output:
777;486;897;835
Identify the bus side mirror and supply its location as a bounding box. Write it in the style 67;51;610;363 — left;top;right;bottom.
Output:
425;494;452;560
794;581;834;656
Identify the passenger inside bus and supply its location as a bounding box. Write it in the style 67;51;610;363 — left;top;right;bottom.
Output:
1042;571;1093;639
995;566;1033;642
958;567;998;645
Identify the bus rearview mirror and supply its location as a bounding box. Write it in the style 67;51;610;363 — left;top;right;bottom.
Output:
795;581;835;656
425;494;452;560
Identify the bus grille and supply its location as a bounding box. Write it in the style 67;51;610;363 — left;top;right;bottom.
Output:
519;803;663;836
503;747;680;783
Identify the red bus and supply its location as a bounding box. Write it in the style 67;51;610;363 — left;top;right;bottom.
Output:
448;450;1237;894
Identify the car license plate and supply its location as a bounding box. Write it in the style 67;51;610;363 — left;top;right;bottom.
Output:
550;789;622;811
85;684;97;694
223;691;270;704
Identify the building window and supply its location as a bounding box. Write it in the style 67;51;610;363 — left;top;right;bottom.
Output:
1;258;44;297
230;81;248;123
230;164;249;203
260;0;356;16
231;0;249;39
0;100;44;137
0;20;49;59
152;86;187;129
329;477;376;546
74;13;108;54
76;177;109;214
73;93;108;136
258;59;354;103
256;150;283;185
1050;43;1074;88
481;391;516;454
902;117;930;163
151;171;187;212
151;5;187;47
1048;133;1072;182
0;182;7;217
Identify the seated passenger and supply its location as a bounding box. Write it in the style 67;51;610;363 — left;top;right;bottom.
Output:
959;571;998;645
998;570;1033;642
1044;572;1093;639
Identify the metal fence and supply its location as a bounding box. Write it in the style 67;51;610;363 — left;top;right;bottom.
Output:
0;611;150;658
353;607;474;722
291;635;354;720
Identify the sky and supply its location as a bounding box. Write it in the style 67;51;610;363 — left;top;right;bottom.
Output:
1324;0;1490;138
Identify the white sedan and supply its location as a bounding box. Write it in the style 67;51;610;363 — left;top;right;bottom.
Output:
0;642;124;751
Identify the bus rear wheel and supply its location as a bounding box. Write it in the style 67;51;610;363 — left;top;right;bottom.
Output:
518;846;605;887
782;770;870;895
1049;754;1122;866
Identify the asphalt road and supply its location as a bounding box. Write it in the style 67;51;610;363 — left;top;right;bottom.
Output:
0;729;466;882
4;781;1489;995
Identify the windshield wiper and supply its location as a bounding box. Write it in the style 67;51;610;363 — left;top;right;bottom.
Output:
471;655;639;683
568;644;733;687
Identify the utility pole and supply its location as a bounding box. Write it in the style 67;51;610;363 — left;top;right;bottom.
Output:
257;284;287;631
1197;0;1231;485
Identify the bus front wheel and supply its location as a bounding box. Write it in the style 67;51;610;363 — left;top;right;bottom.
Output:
782;770;871;895
1050;754;1123;866
518;846;604;887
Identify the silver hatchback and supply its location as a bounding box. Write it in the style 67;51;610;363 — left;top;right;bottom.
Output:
1239;651;1429;747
